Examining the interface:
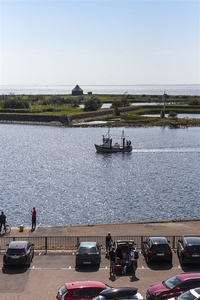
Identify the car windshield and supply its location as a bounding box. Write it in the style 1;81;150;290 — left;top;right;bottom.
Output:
7;248;25;255
79;247;97;254
105;284;112;290
57;285;68;298
163;275;182;289
151;244;170;250
176;290;196;300
92;296;105;300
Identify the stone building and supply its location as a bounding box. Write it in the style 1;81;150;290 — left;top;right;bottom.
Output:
72;85;83;96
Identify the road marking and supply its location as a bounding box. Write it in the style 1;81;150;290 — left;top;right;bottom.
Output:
30;266;182;271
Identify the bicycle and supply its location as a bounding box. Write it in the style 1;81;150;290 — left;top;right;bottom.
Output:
2;223;11;235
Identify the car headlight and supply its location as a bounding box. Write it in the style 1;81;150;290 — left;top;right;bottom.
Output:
152;292;161;296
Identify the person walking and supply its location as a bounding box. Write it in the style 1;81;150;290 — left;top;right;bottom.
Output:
31;207;36;231
0;212;6;234
129;246;137;275
109;246;116;277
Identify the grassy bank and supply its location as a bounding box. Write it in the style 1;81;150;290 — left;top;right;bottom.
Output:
0;94;200;127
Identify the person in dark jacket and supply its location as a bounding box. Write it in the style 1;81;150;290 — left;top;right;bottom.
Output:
106;232;113;256
109;246;116;276
31;207;36;231
0;212;6;234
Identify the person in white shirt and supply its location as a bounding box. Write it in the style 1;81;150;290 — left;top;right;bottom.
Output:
129;246;137;274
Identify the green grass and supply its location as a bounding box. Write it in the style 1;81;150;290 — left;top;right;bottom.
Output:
0;94;200;126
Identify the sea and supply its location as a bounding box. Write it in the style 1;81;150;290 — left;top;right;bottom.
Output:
0;84;200;96
0;124;200;228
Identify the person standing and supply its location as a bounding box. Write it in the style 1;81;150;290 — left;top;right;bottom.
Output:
129;246;137;275
0;212;6;234
31;207;36;231
106;232;113;257
109;246;116;277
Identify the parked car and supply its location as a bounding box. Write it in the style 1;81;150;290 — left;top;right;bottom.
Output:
142;236;172;263
177;237;200;266
3;240;34;267
93;287;144;300
75;241;101;267
113;240;136;264
167;287;200;300
146;272;200;300
56;281;111;300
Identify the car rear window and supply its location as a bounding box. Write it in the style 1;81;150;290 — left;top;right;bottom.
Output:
79;247;96;254
7;248;25;255
186;245;200;252
151;244;170;251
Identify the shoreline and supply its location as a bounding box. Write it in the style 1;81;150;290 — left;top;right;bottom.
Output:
9;218;200;237
1;120;200;128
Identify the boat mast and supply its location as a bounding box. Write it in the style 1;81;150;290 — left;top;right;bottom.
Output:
121;129;125;149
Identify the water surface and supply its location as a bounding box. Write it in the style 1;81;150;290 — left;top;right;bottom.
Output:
0;125;199;227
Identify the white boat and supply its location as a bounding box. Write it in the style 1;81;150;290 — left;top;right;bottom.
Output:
94;129;132;153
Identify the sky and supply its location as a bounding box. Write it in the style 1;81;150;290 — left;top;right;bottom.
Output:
0;0;199;85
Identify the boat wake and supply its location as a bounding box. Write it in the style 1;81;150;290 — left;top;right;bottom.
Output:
132;148;200;153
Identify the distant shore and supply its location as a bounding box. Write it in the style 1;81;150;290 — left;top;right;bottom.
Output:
1;119;200;128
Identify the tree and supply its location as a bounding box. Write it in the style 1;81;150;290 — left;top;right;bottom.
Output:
83;96;102;111
168;111;178;118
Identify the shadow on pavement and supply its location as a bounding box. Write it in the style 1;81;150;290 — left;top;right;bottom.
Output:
2;265;29;274
75;265;100;273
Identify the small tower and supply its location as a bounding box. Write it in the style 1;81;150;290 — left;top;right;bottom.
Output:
72;85;83;96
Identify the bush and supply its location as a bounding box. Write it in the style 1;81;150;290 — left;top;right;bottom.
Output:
2;99;30;109
168;111;178;118
188;99;200;105
111;100;122;108
83;96;102;111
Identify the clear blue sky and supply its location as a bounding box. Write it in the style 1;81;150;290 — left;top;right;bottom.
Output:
0;0;199;85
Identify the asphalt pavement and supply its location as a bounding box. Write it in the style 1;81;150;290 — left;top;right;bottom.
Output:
9;218;200;238
1;219;200;300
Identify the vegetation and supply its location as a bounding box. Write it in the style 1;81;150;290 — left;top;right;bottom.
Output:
0;93;200;126
83;96;102;111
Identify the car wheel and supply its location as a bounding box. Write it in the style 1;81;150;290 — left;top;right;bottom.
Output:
27;258;31;267
179;255;185;266
146;254;150;264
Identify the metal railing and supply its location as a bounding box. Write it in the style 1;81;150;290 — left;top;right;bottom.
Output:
0;235;188;254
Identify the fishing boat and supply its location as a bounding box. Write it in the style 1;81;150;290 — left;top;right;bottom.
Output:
94;128;132;153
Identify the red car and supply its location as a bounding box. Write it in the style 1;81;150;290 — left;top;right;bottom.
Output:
56;281;111;300
146;272;200;300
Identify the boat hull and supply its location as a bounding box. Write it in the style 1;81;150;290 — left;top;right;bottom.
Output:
95;144;132;153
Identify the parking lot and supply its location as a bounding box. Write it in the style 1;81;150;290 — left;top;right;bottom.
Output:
1;250;200;300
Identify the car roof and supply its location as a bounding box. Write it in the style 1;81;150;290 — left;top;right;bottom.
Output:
183;237;200;245
149;237;168;244
8;241;28;248
79;242;97;247
177;272;200;280
65;281;106;289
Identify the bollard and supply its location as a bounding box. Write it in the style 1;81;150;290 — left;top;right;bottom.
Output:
19;225;24;232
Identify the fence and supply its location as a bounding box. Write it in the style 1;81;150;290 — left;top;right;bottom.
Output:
0;235;187;254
